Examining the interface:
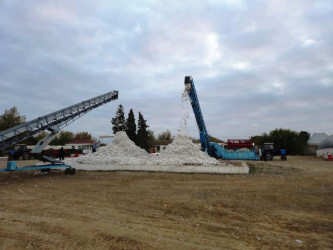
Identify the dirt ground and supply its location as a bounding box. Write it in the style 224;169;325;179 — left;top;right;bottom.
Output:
0;156;332;249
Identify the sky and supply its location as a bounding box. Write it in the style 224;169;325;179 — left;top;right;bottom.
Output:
0;0;332;141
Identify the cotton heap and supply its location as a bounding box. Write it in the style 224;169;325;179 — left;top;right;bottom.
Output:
150;135;219;166
64;131;149;165
64;131;219;168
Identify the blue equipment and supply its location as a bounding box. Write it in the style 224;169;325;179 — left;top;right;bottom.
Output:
184;76;213;156
0;156;75;175
0;91;118;152
184;76;259;160
0;90;118;174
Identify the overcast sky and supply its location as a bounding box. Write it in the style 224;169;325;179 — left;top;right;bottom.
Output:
0;0;332;140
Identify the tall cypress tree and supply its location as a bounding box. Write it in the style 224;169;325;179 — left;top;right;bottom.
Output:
136;112;149;151
125;109;136;142
111;104;126;134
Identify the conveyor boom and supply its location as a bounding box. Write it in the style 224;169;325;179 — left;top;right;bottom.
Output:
0;91;118;151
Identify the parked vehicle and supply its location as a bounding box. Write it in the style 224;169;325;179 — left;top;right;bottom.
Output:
8;144;31;160
260;143;287;161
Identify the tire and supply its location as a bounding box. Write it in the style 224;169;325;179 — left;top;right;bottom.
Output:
22;152;30;160
37;154;43;161
65;168;70;175
265;152;273;161
70;168;76;175
281;155;287;161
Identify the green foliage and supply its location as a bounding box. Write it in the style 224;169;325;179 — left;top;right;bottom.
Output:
50;131;74;145
251;129;310;155
295;131;311;154
147;129;156;148
157;130;173;141
74;131;92;140
208;136;224;143
125;109;136;142
147;130;155;141
0;106;26;131
193;135;223;143
136;112;149;151
35;130;93;146
21;136;38;145
34;131;49;142
111;104;126;134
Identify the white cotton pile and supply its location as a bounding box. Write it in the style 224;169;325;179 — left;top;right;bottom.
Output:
150;135;219;166
64;131;149;165
64;131;220;168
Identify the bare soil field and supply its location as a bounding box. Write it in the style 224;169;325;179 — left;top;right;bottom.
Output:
0;156;332;249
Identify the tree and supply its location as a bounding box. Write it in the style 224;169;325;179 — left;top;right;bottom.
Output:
269;128;298;154
251;128;311;155
296;131;310;155
147;129;156;149
35;131;49;142
0;106;26;131
74;131;92;140
136;112;149;151
111;104;126;134
147;130;155;142
50;131;74;145
125;109;136;142
157;130;173;141
193;135;223;143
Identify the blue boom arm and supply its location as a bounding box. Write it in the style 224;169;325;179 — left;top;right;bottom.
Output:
184;76;214;156
184;76;259;160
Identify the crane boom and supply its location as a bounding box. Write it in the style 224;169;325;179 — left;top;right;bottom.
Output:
0;90;118;151
184;76;213;156
184;76;260;160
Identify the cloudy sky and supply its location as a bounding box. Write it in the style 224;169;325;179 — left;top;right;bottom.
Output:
0;0;332;140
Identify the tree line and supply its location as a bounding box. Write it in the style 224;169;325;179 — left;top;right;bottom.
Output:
1;106;312;155
251;129;310;155
0;106;93;146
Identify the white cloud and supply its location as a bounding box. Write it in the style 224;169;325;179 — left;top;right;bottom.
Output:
133;23;143;33
302;39;318;47
231;62;250;70
0;0;332;139
34;3;78;24
203;33;221;66
321;78;333;86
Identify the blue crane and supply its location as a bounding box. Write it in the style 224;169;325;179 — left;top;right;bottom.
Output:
184;76;214;157
184;76;259;160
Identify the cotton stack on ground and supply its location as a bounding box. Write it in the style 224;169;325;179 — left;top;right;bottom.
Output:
64;132;248;174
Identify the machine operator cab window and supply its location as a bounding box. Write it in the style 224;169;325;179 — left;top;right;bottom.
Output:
263;143;274;150
14;144;27;151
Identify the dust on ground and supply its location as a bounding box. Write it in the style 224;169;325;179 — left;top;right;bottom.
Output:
0;156;332;249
